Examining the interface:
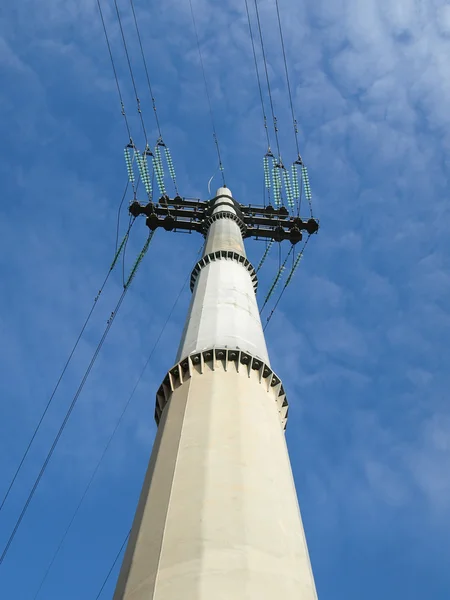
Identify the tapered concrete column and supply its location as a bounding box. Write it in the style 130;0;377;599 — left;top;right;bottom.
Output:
177;187;269;364
113;188;318;600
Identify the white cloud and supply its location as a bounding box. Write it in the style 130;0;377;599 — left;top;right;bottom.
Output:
1;0;450;596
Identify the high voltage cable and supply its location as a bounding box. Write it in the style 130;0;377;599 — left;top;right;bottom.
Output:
92;246;204;599
188;0;226;186
244;0;271;151
0;290;126;565
274;0;302;159
253;0;281;159
115;180;130;254
97;0;132;139
263;235;311;331
127;0;180;198
0;220;133;516
113;0;149;143
95;530;130;599
129;0;162;138
122;215;133;287
32;261;194;598
0;231;154;565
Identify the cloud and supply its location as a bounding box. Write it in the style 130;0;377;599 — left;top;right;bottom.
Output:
1;0;450;598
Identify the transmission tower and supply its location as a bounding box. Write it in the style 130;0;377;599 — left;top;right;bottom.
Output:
113;186;319;599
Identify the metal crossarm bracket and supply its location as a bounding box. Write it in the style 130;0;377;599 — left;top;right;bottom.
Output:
129;194;319;243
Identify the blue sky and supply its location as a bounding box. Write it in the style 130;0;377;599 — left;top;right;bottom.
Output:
1;0;450;598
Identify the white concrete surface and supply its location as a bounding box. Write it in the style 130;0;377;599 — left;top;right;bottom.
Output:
113;187;318;599
177;188;269;365
114;367;318;600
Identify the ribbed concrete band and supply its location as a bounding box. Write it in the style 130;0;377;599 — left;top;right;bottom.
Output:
202;209;247;236
155;347;288;429
190;250;258;293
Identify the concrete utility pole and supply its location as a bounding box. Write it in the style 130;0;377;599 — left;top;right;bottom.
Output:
114;187;319;599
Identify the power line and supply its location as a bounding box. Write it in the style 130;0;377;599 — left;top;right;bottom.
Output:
32;263;193;598
95;530;130;599
188;0;226;186
128;0;162;138
90;246;204;598
0;219;133;516
274;0;302;159
253;0;281;159
122;215;133;287
115;181;129;254
97;0;132;139
0;232;154;565
243;0;271;151
0;291;127;565
113;0;149;143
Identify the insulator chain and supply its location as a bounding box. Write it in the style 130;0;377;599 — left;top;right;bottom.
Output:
260;243;296;313
124;144;136;192
283;168;294;210
110;231;129;272
292;162;300;202
153;144;166;197
256;240;274;273
124;231;155;289
164;146;179;195
285;248;304;287
262;153;314;217
301;164;313;216
263;235;311;331
272;160;282;207
263;264;286;308
135;146;152;197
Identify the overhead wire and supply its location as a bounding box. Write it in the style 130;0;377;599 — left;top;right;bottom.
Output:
188;0;226;186
115;181;130;254
0;219;134;516
243;0;271;151
253;0;281;160
0;290;127;565
122;215;134;287
97;0;132;139
113;0;149;144
32;255;195;598
128;0;181;199
0;230;155;565
95;530;130;599
274;0;302;159
128;0;162;138
91;246;204;598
